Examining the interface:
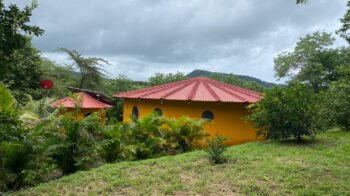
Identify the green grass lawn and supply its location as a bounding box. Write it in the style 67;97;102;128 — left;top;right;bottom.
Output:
11;130;350;195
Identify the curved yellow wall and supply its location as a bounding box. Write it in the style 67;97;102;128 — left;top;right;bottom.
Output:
123;98;264;146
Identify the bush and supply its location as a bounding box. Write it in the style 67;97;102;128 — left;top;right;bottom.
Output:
0;82;57;192
247;83;319;142
100;113;209;162
165;116;208;153
42;111;105;174
205;134;228;164
322;66;350;131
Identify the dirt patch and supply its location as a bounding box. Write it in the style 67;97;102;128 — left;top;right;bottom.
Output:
180;172;198;185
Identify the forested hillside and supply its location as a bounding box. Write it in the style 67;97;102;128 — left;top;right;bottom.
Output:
187;70;277;88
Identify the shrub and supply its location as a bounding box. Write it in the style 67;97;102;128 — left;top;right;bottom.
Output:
322;66;350;131
247;83;319;142
0;82;57;191
99;123;134;162
99;113;209;162
42;111;104;174
205;134;228;164
165;116;209;153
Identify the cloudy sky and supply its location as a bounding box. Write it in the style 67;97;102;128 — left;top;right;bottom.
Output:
9;0;348;83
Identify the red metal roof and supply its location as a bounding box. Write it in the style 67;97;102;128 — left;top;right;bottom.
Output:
113;77;262;103
52;92;113;109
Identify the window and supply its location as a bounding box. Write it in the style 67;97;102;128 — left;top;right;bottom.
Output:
202;110;214;120
132;106;139;119
154;108;163;116
84;112;92;117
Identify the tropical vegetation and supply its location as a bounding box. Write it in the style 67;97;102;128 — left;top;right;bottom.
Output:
0;82;209;192
11;130;350;195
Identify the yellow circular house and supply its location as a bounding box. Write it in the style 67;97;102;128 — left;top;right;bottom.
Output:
113;77;264;146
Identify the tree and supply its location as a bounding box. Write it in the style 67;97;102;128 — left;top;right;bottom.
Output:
274;32;348;92
247;83;319;142
0;0;45;103
0;0;44;54
322;65;350;130
148;72;187;86
338;1;350;43
57;48;108;90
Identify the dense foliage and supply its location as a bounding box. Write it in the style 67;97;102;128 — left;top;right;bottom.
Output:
0;0;45;103
0;82;56;191
247;83;319;142
321;66;350;130
148;72;187;86
338;1;350;43
0;83;208;192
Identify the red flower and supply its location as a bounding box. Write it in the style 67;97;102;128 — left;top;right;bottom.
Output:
40;80;54;89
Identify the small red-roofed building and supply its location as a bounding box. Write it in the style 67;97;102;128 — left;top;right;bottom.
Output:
52;91;113;121
113;77;264;146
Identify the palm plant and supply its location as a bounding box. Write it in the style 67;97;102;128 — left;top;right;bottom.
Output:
127;113;168;159
0;83;57;191
165;116;209;152
40;109;104;174
99;123;134;162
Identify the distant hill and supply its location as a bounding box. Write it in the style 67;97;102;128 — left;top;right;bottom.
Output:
187;70;276;88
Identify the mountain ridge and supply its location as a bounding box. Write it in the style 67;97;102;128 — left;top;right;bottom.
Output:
186;69;276;88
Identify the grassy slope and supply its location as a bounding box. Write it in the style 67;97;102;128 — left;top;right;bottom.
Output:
12;130;350;195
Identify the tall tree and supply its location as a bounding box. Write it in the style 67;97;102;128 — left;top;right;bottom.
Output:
274;32;348;92
58;48;108;90
338;1;350;43
0;0;45;103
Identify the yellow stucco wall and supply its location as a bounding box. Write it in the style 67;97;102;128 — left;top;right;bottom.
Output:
123;98;264;146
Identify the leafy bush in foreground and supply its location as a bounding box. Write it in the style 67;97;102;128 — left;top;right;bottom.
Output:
0;82;57;191
165;116;208;153
100;113;209;162
205;134;228;164
247;83;319;142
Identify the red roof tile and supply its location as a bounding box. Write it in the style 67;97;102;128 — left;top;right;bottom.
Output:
52;92;113;109
113;77;262;103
